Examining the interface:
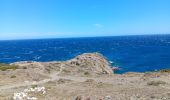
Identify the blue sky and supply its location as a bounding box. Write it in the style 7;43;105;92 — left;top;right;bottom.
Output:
0;0;170;40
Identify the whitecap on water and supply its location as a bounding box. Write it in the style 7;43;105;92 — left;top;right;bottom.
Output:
33;56;41;60
109;61;114;64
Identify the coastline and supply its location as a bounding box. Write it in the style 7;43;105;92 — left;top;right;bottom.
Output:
0;53;170;100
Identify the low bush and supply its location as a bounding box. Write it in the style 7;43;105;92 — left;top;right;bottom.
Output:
147;80;166;86
23;66;27;69
10;75;16;78
84;72;90;75
31;85;38;88
0;63;18;71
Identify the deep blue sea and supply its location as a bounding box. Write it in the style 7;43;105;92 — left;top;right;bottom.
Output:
1;35;170;73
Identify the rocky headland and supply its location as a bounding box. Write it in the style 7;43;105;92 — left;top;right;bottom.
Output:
0;53;170;100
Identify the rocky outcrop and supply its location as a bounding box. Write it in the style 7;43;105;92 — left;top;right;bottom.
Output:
11;53;113;76
67;53;113;75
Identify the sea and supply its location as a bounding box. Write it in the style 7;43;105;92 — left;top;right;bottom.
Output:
0;34;170;73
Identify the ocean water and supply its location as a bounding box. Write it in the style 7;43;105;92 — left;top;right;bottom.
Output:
0;35;170;73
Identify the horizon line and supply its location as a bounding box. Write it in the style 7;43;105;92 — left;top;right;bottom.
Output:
0;33;170;41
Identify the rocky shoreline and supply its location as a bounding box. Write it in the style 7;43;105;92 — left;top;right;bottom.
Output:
0;53;170;100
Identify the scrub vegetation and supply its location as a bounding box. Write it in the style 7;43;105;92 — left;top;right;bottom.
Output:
0;63;18;71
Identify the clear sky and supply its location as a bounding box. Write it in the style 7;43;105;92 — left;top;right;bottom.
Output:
0;0;170;40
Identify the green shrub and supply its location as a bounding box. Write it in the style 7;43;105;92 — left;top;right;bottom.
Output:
0;63;18;71
10;75;16;78
84;72;90;75
31;85;38;88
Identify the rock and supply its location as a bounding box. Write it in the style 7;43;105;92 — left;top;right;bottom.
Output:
13;86;46;100
103;96;112;100
75;96;82;100
68;53;113;75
